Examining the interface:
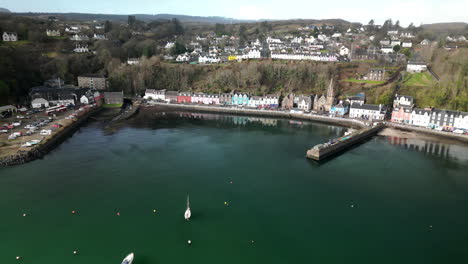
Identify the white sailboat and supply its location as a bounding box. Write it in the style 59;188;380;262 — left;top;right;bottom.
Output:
121;253;134;264
184;195;191;220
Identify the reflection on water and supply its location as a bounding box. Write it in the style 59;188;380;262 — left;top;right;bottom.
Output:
178;112;279;126
386;136;468;163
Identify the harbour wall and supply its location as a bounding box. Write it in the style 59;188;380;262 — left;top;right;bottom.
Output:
0;107;103;167
387;123;468;144
145;102;367;129
306;124;385;161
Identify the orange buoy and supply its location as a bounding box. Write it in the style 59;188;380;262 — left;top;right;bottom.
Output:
72;210;76;214
116;212;121;216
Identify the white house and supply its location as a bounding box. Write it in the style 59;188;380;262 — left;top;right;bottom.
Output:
291;36;303;44
245;49;261;59
317;34;328;41
2;32;18;42
46;29;60;37
349;102;387;120
407;61;427;73
248;96;263;108
73;44;89;53
263;94;279;108
266;36;282;44
176;53;191;62
391;40;401;47
410;108;431;127
332;33;342;38
381;46;394;54
80;95;90;104
198;55;220;64
70;34;89;41
165;42;175;49
402;42;412;48
31;98;49;108
144;89;166;101
454;112;468;130
297;96;312;111
127;58;140;65
400;32;415;38
339;46;350;56
420;39;430;45
93;34;107;40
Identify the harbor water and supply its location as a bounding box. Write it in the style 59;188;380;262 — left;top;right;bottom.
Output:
0;111;467;264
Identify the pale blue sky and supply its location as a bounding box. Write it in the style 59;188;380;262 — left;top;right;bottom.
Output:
1;0;467;26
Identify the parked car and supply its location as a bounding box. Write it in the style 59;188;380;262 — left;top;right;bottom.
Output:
12;121;22;127
0;129;8;133
8;134;17;140
40;129;52;135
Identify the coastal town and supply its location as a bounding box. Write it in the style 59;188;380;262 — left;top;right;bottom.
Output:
1;1;468;264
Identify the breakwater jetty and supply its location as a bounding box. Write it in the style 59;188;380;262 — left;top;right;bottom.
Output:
306;123;385;161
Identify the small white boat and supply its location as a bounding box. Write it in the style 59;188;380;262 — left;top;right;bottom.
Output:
184;195;191;220
121;253;134;264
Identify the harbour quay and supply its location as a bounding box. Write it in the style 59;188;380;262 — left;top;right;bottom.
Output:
306;123;385;161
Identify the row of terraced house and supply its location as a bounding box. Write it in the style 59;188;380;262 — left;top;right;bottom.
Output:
144;90;280;108
391;94;468;131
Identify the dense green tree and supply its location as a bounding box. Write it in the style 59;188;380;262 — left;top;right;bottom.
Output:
215;23;226;36
170;42;187;56
393;45;401;53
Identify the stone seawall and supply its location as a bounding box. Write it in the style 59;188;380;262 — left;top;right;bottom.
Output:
306;124;385;161
0;108;102;167
145;102;367;129
387;123;468;143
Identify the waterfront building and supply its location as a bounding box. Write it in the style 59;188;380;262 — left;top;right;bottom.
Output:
127;58;140;65
191;93;204;104
219;93;232;105
297;96;312;111
349;102;388;120
410;108;432;127
281;94;295;110
313;79;336;112
103;91;123;105
454;112;468;130
177;92;192;104
232;93;249;106
165;91;179;103
391;106;412;124
201;94;219;105
428;109;458;130
263;94;279;108
78;75;107;90
330;101;350;117
248;96;264;108
144;89;166;101
30;79;81;107
31;98;50;108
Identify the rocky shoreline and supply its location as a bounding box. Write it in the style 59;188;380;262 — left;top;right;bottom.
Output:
0;108;103;167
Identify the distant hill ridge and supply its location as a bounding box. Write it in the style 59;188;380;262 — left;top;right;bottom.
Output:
11;11;353;25
0;7;11;13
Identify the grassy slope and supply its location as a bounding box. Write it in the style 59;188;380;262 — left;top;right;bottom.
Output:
398;48;468;111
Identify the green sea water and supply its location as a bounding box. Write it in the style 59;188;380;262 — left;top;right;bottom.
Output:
1;111;468;264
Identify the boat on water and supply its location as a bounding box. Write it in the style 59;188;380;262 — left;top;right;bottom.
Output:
121;253;134;264
184;195;191;220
